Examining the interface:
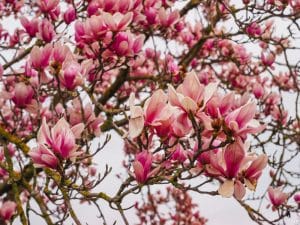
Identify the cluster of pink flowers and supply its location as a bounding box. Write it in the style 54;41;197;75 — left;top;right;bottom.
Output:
129;71;267;199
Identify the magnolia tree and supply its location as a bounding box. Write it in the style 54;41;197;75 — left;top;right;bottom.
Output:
0;0;299;224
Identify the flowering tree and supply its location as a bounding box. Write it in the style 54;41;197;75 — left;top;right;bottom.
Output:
0;0;299;224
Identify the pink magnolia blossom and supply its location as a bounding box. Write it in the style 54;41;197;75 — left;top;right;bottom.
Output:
144;89;173;128
132;151;155;183
86;15;108;40
30;44;52;70
243;154;268;190
158;8;179;27
294;193;300;204
0;201;17;221
246;22;262;36
52;42;71;64
224;101;264;139
261;52;275;67
63;6;76;24
36;117;84;159
168;71;218;114
28;144;59;169
37;0;59;13
103;12;133;31
145;7;158;25
111;32;144;56
170;144;187;163
12;82;34;108
59;61;82;90
252;83;264;99
20;17;39;37
37;19;55;43
268;187;288;208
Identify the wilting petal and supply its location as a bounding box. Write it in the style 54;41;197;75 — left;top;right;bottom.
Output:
129;106;144;138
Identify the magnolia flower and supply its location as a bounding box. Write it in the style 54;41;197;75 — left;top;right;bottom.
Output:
20;17;39;37
60;61;82;90
36;117;84;159
225;101;265;139
268;187;288;208
0;201;17;221
144;89;173;128
294;193;300;204
12;82;34;108
29;144;59;169
37;0;59;12
168;71;218;113
52;42;71;64
243;154;268;190
30;44;52;70
37;19;55;43
132;151;156;183
111;32;144;56
261;52;275;67
158;8;179;27
63;6;76;24
103;12;133;31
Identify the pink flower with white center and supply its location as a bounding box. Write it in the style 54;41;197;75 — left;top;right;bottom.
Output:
268;187;288;208
111;32;144;57
28;144;59;169
225;101;264;139
63;6;76;24
168;71;218;114
12;82;34;108
132;151;156;183
0;201;17;221
103;12;133;31
37;19;55;43
20;17;39;37
37;117;84;159
60;61;82;90
30;44;52;70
